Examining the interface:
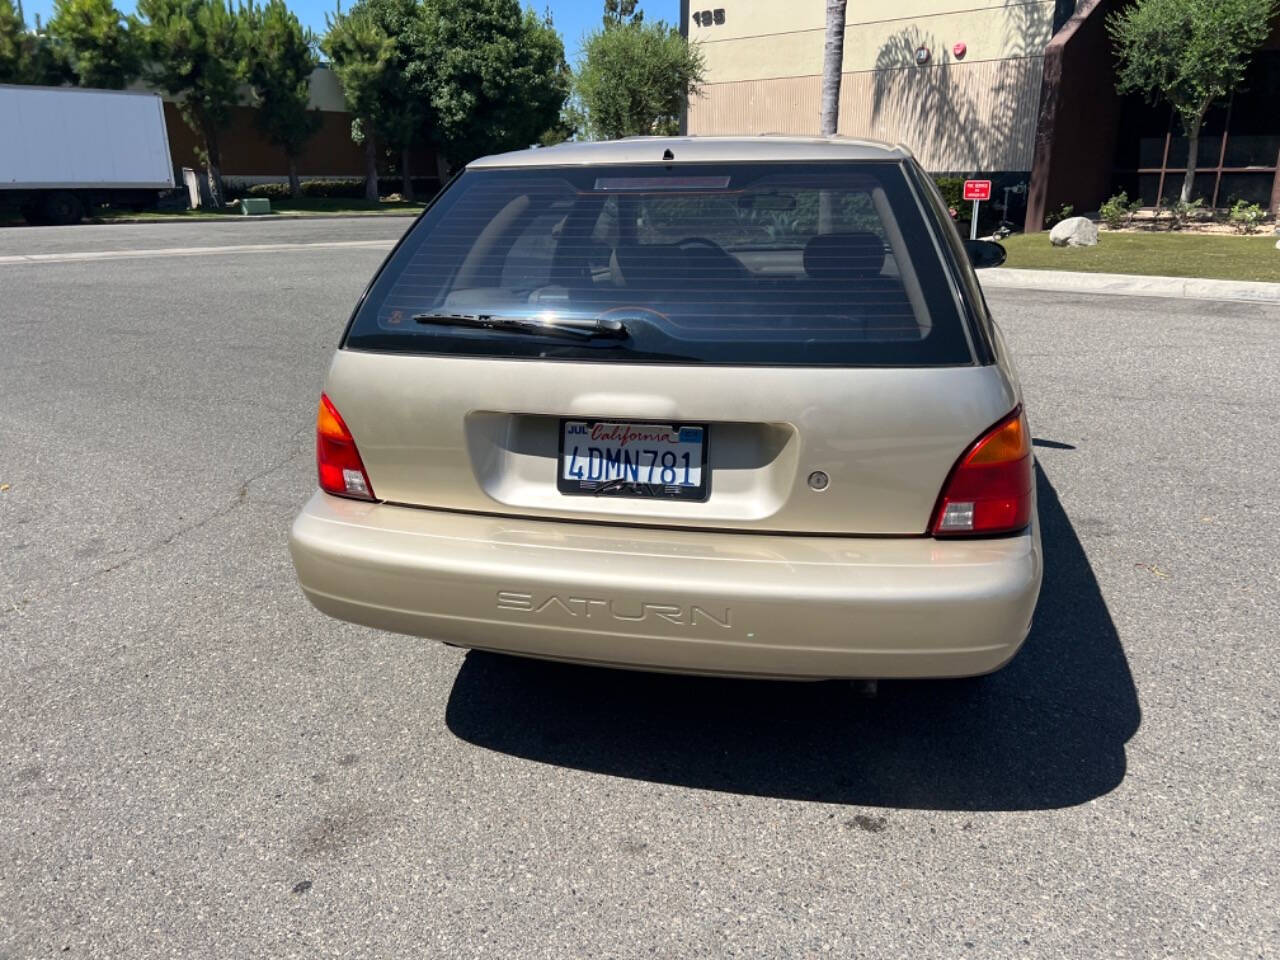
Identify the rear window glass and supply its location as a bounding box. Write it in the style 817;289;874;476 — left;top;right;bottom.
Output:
344;161;972;366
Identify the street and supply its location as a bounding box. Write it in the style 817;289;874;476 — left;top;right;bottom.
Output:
1;218;1277;958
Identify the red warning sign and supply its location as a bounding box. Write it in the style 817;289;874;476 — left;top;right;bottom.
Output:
963;180;992;202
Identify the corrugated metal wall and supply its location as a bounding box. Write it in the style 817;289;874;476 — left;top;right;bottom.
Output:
687;57;1045;172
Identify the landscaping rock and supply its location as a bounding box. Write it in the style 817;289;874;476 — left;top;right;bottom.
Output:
1050;216;1100;247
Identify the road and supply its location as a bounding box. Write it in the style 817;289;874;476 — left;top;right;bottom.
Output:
1;218;1277;958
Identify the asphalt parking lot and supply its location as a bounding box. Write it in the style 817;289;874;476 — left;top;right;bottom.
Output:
2;218;1277;958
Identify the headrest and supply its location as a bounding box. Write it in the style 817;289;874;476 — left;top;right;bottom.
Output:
803;231;886;279
612;244;682;285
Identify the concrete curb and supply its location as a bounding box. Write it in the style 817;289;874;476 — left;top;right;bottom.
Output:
88;211;424;225
0;211;423;229
982;267;1280;305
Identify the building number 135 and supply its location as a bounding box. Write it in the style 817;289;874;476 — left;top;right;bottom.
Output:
692;8;726;26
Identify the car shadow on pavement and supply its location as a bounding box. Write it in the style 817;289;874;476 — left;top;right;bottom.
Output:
444;463;1140;811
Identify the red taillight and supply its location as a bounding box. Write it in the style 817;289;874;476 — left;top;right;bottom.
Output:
316;393;375;501
931;407;1033;537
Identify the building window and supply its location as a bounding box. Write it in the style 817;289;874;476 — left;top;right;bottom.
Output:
1114;51;1280;209
1135;105;1277;207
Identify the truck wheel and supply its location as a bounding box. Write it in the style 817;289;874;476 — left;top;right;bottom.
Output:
42;191;84;226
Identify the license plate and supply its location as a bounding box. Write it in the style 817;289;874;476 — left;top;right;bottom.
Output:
558;420;708;500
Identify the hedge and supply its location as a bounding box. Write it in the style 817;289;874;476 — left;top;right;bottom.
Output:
239;177;440;201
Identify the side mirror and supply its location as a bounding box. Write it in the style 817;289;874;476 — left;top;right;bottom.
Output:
964;238;1007;270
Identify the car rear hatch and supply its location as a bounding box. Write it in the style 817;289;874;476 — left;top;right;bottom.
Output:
324;157;1017;537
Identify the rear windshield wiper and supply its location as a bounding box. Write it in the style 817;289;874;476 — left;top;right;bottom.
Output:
412;312;628;340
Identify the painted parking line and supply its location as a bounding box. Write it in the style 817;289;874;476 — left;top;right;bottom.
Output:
0;239;396;266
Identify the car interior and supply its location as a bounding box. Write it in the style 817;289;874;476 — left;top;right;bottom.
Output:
385;177;936;343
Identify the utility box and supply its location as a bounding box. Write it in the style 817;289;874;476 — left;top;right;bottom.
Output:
239;197;271;215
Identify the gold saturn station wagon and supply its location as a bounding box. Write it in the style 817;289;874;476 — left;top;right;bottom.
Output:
289;136;1042;680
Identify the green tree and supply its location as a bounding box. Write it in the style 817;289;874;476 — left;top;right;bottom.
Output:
602;0;640;27
241;0;320;198
1;0;68;83
1109;0;1279;203
135;0;246;206
573;8;704;140
47;0;140;88
361;0;428;200
411;0;569;170
321;2;394;201
0;0;33;81
538;98;581;147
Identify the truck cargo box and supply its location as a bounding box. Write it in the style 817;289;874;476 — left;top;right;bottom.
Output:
0;84;175;191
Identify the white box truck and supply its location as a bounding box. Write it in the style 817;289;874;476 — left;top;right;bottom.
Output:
1;84;177;225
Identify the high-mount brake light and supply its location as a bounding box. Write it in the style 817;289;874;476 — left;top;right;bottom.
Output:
316;393;375;501
931;407;1033;537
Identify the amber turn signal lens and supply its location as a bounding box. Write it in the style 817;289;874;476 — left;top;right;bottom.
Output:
964;409;1029;464
317;395;348;441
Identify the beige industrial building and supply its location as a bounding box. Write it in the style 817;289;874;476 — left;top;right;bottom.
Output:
683;0;1060;172
681;1;1280;229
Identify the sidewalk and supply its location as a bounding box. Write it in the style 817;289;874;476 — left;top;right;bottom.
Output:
983;267;1280;305
87;210;423;225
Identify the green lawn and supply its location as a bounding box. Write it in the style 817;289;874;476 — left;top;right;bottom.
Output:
88;207;239;221
273;198;425;216
1000;232;1280;283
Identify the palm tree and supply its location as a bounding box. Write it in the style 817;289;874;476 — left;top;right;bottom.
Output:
820;0;847;135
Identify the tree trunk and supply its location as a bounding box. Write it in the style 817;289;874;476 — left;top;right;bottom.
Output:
204;124;225;208
1180;130;1199;204
1180;105;1209;205
401;146;414;202
819;0;847;136
818;0;847;234
435;151;450;187
287;155;301;199
364;135;379;202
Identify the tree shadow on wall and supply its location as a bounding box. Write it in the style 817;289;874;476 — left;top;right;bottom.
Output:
445;463;1140;812
869;0;1048;172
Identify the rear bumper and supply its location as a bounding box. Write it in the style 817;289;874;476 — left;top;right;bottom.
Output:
289;492;1042;680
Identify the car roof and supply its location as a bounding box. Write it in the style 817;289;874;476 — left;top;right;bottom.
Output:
467;136;913;169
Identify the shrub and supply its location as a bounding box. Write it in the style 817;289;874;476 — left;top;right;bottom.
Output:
299;178;367;199
933;176;965;212
240;177;438;203
1044;203;1074;229
376;176;441;199
247;182;292;200
1100;191;1142;230
1228;199;1266;234
1162;197;1204;230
